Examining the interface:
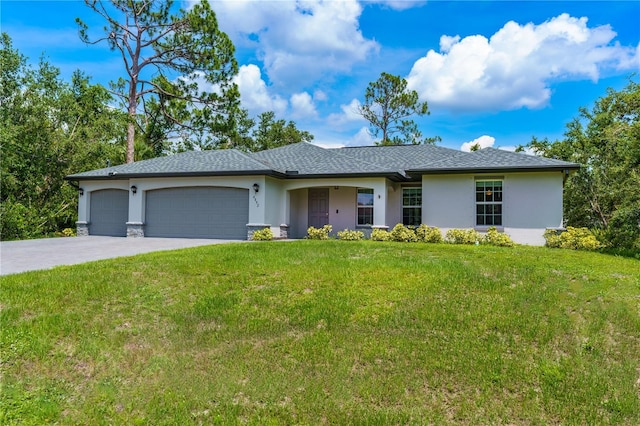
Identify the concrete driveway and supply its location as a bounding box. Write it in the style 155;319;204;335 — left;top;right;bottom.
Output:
1;236;241;276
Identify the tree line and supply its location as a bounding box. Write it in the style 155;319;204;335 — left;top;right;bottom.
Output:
1;0;637;249
518;79;640;251
0;27;312;240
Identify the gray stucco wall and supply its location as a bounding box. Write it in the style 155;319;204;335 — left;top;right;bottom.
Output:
289;188;308;239
422;172;565;245
386;183;403;227
327;186;357;234
264;177;283;235
423;174;474;228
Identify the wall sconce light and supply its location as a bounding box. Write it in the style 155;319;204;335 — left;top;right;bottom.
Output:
130;185;137;194
78;188;84;196
334;186;339;190
252;183;260;193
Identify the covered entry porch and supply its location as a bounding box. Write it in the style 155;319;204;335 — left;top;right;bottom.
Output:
279;178;401;239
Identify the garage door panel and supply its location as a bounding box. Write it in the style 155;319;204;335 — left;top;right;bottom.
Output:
89;189;128;236
145;187;249;239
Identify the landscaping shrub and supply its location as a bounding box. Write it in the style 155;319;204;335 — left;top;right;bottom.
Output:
251;227;273;241
307;225;332;240
482;226;514;247
445;228;481;245
370;228;391;241
543;229;562;248
604;207;640;250
337;229;364;241
390;223;418;242
544;227;602;251
415;224;443;243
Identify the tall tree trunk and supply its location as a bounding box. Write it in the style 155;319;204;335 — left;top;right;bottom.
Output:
126;81;137;163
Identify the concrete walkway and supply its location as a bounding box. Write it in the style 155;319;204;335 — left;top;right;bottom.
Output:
1;236;241;276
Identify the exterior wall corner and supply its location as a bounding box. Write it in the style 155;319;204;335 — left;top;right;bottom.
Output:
126;222;145;238
76;221;89;237
247;223;270;240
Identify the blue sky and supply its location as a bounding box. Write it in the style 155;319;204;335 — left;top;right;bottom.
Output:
2;1;639;151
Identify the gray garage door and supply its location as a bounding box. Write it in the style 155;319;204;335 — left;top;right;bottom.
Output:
89;189;128;236
145;187;249;239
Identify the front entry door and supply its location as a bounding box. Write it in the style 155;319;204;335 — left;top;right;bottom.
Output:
308;188;329;228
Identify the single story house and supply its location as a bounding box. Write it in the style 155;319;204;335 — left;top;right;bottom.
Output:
65;142;580;245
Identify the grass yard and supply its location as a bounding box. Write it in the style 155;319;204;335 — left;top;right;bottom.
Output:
1;241;639;424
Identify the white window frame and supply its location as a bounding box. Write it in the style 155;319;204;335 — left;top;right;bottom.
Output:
356;188;374;226
475;179;503;226
402;187;422;227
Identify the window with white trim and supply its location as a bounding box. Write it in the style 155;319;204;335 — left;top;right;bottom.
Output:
476;180;502;226
402;187;422;226
357;188;374;226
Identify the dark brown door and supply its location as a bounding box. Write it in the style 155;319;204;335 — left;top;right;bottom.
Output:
308;188;329;228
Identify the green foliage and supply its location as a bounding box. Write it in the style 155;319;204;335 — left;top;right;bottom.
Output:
389;223;418;242
604;207;640;250
370;228;391;241
56;228;77;238
77;0;240;162
175;109;314;153
482;226;515;247
544;227;603;251
337;229;364;241
1;34;125;240
415;224;443;243
358;72;440;145
445;228;482;245
306;225;332;240
250;227;273;241
247;111;314;152
520;80;640;249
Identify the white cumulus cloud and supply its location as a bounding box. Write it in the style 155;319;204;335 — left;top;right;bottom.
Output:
211;0;379;87
461;135;496;152
348;126;376;146
407;13;640;112
290;92;318;119
233;64;287;116
327;99;366;128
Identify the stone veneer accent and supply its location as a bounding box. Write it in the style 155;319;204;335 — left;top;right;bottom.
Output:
76;221;89;237
279;224;289;239
126;222;145;238
246;224;270;240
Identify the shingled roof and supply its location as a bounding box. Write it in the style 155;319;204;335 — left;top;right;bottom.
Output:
66;149;276;180
66;142;579;181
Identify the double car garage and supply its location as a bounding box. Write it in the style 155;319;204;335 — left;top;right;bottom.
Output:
88;187;250;239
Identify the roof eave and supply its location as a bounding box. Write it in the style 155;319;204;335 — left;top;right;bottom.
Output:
407;164;580;176
282;171;408;181
65;169;285;181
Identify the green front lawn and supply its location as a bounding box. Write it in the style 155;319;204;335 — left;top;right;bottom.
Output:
1;241;639;424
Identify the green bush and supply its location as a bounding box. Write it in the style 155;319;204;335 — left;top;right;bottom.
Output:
307;225;332;240
544;227;602;251
251;227;273;241
1;201;37;241
445;229;481;245
605;207;640;250
482;227;514;247
415;224;443;243
337;229;364;241
55;228;77;238
390;223;418;242
543;229;562;248
370;228;391;241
